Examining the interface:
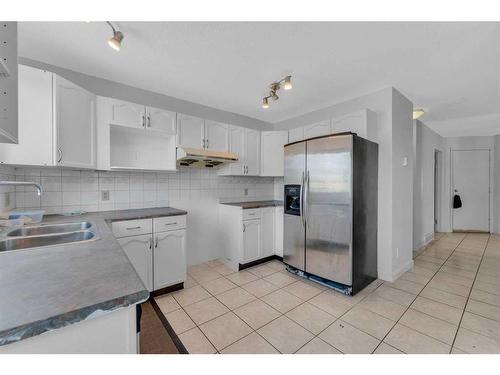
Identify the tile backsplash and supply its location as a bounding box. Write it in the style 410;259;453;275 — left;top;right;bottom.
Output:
0;165;276;214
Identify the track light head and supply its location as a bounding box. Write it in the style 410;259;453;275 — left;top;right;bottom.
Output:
283;75;292;90
413;108;425;120
106;22;124;51
262;97;270;109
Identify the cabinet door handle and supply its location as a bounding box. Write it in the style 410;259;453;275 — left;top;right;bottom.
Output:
57;147;63;163
164;222;177;226
125;226;141;230
141;115;146;128
155;236;158;248
148;238;152;249
206;139;209;149
243;223;246;232
147;115;151;128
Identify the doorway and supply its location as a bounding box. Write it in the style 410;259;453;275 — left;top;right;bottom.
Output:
434;149;442;232
451;149;490;232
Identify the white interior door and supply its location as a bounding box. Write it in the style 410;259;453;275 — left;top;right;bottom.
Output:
452;149;490;232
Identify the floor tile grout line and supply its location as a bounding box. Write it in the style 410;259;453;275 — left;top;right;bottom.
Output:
450;234;491;350
371;233;468;354
181;262;355;353
307;281;388;350
160;241;494;354
402;301;462;327
179;264;311;353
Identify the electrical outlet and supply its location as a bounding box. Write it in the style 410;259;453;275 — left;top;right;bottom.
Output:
244;188;248;196
101;190;110;201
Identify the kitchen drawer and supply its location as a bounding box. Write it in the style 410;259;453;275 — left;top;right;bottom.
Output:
111;219;152;238
154;215;186;233
242;208;261;220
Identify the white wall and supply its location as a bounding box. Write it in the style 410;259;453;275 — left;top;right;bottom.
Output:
274;87;413;281
413;121;446;251
391;90;414;278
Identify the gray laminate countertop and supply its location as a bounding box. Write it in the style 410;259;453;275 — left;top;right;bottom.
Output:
220;200;284;209
0;206;187;346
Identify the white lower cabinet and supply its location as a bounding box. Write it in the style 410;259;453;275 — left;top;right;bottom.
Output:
117;234;153;291
219;205;283;270
154;229;186;290
112;215;187;291
242;219;261;263
274;206;284;257
261;207;275;257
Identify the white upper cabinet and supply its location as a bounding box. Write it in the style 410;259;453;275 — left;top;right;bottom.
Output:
260;131;288;176
177;114;205;149
245;128;260;176
108;99;145;129
223;125;245;175
204;120;228;151
146;107;176;134
0;65;96;169
303;120;331;139
0;65;54;166
177;115;229;151
288;127;304;143
331;109;377;141
54;75;96;169
107;99;176;135
218;125;260;176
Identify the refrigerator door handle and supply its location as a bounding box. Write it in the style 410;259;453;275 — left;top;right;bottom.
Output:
304;170;310;228
300;171;305;228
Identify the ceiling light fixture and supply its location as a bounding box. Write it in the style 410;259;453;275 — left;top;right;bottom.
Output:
261;75;292;109
106;21;124;51
413;108;425;120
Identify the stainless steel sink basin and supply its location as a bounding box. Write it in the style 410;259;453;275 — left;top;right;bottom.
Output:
0;231;96;252
6;222;92;237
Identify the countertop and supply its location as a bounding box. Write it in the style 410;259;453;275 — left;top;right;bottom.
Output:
220;200;283;209
0;206;187;346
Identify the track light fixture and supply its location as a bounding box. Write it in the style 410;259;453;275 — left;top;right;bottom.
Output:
261;75;292;109
413;108;425;120
106;21;124;51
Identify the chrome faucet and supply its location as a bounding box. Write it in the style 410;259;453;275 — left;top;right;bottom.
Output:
0;181;43;196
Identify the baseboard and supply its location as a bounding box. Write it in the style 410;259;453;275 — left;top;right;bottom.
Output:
413;232;436;257
239;255;283;271
150;282;184;298
389;259;414;282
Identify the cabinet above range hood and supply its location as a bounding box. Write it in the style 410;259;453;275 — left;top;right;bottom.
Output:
176;147;238;168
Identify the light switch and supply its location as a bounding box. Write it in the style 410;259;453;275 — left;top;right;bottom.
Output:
402;157;408;166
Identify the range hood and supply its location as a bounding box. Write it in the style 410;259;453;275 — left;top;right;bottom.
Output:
176;147;238;168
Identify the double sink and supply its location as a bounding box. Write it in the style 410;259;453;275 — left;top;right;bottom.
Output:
0;221;98;252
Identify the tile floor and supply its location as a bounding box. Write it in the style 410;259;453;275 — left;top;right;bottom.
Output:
154;232;500;354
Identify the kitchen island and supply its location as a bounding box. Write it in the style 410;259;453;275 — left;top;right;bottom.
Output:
0;207;186;353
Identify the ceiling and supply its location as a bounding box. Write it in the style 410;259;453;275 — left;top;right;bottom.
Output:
18;22;500;134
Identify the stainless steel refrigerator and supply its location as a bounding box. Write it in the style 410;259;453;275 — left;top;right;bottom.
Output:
283;132;378;295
